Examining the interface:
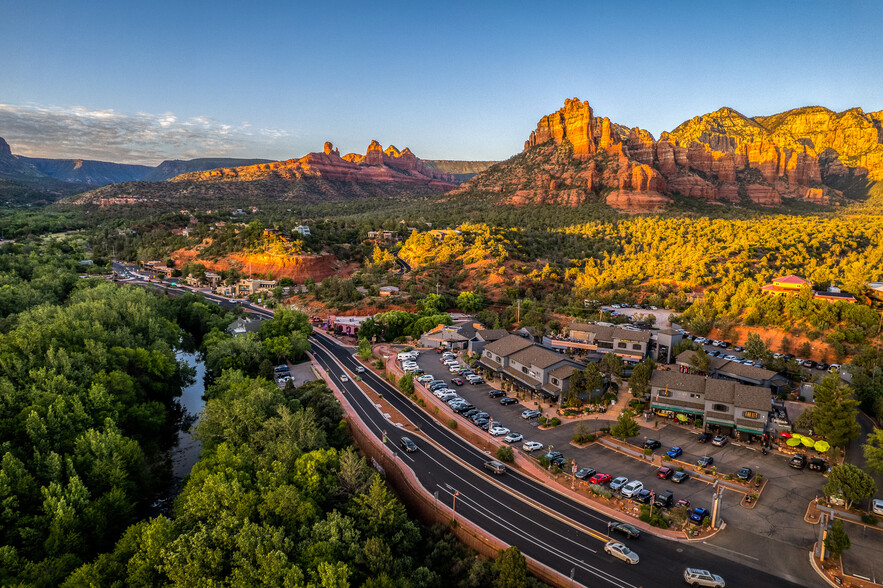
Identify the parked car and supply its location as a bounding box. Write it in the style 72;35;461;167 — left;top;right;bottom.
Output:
643;439;661;450
697;456;714;468
607;522;641;539
711;435;728;447
453;403;475;414
574;467;596;480
589;473;612;485
656;466;674;480
666;446;683;458
621;480;644;498
489;426;510;437
690;507;711;524
604;541;639;564
544;451;565;466
451;377;464;385
683;568;725;587
399;437;418;453
504;432;523;444
697;432;711;443
473;417;490;428
274;364;289;373
736;467;753;481
500;397;518;406
634;489;653;504
484;460;506;475
489;389;506;398
808;457;828;471
610;476;629;491
522;441;544;452
654;489;674;508
521;409;542;419
471;412;490;422
733;345;744;352
873;499;883;516
789;455;807;469
463;408;480;418
416;374;434;383
672;471;690;484
468;376;485;384
677;498;691;508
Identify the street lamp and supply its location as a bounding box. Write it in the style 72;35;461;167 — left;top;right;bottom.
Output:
452;490;459;523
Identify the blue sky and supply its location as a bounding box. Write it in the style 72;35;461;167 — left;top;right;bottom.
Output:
2;0;882;164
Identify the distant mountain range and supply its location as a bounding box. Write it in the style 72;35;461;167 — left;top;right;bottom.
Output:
453;98;883;212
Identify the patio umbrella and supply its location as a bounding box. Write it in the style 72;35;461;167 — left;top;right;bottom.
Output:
676;414;689;422
786;437;801;447
814;440;830;453
779;431;793;438
790;433;803;440
801;436;816;447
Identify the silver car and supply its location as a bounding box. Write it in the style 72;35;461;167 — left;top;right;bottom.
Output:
604;541;639;565
683;568;725;587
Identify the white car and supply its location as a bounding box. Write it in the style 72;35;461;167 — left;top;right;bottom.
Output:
620;480;643;498
504;432;523;444
489;426;510;437
340;375;349;383
522;441;544;452
416;374;434;383
872;499;883;516
723;355;737;361
683;568;725;587
604;541;639;565
355;366;365;373
449;365;463;373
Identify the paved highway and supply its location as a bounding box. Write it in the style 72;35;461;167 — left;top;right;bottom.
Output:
116;272;814;587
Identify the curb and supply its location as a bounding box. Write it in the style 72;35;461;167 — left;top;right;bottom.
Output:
809;545;844;588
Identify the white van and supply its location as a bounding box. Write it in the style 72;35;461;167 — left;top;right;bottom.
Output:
398;352;418;362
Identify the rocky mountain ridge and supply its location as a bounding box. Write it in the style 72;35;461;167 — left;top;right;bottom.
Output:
455;98;883;212
18;156;153;186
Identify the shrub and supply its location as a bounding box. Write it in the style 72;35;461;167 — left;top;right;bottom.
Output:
861;513;878;525
663;455;672;462
374;358;385;369
644;447;653;456
496;446;514;462
755;474;764;485
549;417;561;427
650;515;670;529
572;422;595;444
701;516;711;528
677;466;684;472
538;416;548;426
538;456;550;468
447;418;457;429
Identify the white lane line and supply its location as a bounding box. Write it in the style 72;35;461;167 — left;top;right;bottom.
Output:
701;541;760;561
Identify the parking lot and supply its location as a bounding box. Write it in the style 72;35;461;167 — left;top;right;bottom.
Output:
407;348;826;547
841;520;883;582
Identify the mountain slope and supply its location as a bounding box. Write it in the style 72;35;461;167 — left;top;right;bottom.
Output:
17;156;152;186
142;158;275;181
0;137;88;204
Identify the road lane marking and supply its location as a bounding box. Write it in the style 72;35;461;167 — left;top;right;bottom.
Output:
701;541;760;561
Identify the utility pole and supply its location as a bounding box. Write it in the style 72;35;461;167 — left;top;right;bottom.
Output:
452;490;459;523
516;299;521;324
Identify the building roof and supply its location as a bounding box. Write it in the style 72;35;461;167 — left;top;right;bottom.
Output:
569;322;651;343
509;345;568;370
423;329;469;342
456;322;483;340
716;361;776;381
650;370;707;394
480;356;501;371
614;329;652;343
483;335;534;358
813;291;856;301
735;384;771;412
773;275;810;285
502;365;541;390
476;329;509;342
549;364;579;379
704;379;735;402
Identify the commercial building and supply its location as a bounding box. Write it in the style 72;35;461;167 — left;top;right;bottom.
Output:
478;334;583;400
675;350;790;394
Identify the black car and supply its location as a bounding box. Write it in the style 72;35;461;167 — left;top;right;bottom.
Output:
473;417;489;428
607;522;641;539
808;457;828;471
400;437;418;453
671;471;690;484
736;467;753;481
462;408;480;418
697;432;711;443
643;439;661;450
453;403;475;414
789;455;807;469
500;397;518;405
634;489;653;504
471;412;490;423
575;467;596;480
733;345;744;352
480;421;492;431
697;456;714;468
544;451;565;466
489;389;506;398
817;362;829;371
654;489;674;508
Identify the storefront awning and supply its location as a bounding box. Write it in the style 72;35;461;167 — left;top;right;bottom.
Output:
706;418;735;427
650;403;704;415
736;425;764;435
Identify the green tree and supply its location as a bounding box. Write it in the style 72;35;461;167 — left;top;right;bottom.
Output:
744;333;768;361
358;338;374;360
823;464;877;509
863;428;883;475
398;373;414;395
628;359;655;398
418;293;445;314
793;407;815;433
814;373;861;447
456;291;483;313
600;353;623;379
494;546;528;588
610;409;641;440
689;348;711;374
824;519;851;558
496;446;514;462
264;335;295;362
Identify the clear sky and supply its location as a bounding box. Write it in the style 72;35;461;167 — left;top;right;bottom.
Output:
2;0;882;165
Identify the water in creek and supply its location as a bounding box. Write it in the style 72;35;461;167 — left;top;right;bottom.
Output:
172;351;206;480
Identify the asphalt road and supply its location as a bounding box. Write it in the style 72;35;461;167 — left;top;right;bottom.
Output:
119;276;821;587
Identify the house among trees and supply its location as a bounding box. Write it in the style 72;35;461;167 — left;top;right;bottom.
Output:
226;316;264;337
216;278;277;297
762;274;856;303
379;285;400;297
330;315;371;336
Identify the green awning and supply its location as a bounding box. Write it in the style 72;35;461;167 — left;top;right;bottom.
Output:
736;425;764;435
706;418;734;427
650;404;704;415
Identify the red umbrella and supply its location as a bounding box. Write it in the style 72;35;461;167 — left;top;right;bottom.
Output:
779;432;793;438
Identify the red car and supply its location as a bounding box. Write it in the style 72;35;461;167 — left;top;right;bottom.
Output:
589;472;612;484
656;466;674;480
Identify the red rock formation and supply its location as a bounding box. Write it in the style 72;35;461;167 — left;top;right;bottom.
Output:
605;191;671;213
524;98;597;159
365;140;384;166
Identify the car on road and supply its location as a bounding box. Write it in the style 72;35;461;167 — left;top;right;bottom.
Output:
711;435;728;446
489;426;510;437
574;467;596;480
340;375;349;383
610;476;628;491
666;446;683;458
451;377;464;385
654;489;674;508
604;541;639;564
683;568;725;587
523;441;544;452
697;456;714;468
355;366;365;373
789;454;807;469
656;466;674;480
521;409;542;419
736;467;753;481
504;432;523;444
621;480;644;498
589;473;612;485
489;389;506;398
399;437;418;453
672;471;690;484
643;439;661;450
690;507;710;524
697;432;711;443
484;460;506;475
500;397;518;405
607;522;641;539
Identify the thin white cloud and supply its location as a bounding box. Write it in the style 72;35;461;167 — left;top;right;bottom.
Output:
0;103;294;165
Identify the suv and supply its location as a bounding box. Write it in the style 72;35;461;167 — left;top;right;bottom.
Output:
654;489;674;508
736;467;753;481
643;439;661;450
683;568;725;587
399;437;418;453
483;460;506;475
620;480;644;498
521;409;542;419
711;435;728;447
789;455;807;469
656;467;674;480
489;389;506;398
